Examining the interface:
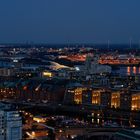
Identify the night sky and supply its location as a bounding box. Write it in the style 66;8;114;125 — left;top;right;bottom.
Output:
0;0;140;44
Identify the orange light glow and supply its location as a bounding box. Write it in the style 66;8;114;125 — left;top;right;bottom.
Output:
23;86;27;90
133;66;136;74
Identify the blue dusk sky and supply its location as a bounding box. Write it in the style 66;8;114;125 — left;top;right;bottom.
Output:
0;0;140;44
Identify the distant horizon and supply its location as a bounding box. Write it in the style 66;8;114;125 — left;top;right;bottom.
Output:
0;43;140;49
0;42;140;45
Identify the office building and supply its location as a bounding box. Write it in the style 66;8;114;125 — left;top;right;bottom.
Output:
0;102;22;140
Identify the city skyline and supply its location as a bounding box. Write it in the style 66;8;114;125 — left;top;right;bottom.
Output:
1;1;140;139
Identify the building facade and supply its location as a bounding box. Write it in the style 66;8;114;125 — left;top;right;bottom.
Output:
0;103;22;140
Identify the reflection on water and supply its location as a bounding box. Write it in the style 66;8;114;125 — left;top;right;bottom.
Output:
133;66;136;74
114;66;140;76
127;67;131;75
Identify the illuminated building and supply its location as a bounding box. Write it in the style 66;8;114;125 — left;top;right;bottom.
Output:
91;89;111;107
19;78;67;103
74;88;83;104
64;83;86;104
64;87;83;104
77;54;111;75
0;102;22;140
131;92;140;111
63;53;140;65
0;78;68;103
92;90;101;105
82;88;111;107
0;86;18;100
42;71;53;78
111;91;120;108
111;90;131;110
